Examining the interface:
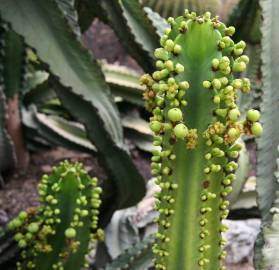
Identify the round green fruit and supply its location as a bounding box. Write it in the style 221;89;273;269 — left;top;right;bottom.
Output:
251;122;263;137
228;109;240;121
168;108;183;122
28;223;39;233
203;81;211;89
228;128;239;139
18;239;27;248
150;121;162;133
246;109;260;122
65;228;76;239
212;79;221;90
174;123;188;139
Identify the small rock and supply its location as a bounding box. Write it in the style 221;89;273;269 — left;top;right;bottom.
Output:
40;165;52;173
0;209;8;226
224;219;261;264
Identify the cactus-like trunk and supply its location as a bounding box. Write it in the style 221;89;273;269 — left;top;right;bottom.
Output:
141;11;261;270
7;161;102;270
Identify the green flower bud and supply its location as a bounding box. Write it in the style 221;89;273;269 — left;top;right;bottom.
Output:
65;228;76;239
175;63;184;73
15;233;23;241
228;108;240;121
212;58;219;69
232;61;246;72
240;55;249;64
235;40;246;49
173;44;182;54
174;123;188;139
18;239;27;248
167;77;176;85
225;26;235;36
154;48;169;61
203;81;211;89
167;17;175;25
251;122;263;137
222;36;233;47
164;28;171;35
164;39;175;52
204;11;211;20
213;95;221;104
18;211;28;220
242;78;251;92
160;35;168;46
212;79;222;90
28;223;39;233
179;81;189;90
246;109;260;122
156;60;164;69
228;128;239;139
168;108;183;122
233;48;244;56
232;79;243;89
165;60;174;71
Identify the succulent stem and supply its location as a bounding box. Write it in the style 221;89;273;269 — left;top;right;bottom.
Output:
8;161;102;270
141;10;261;270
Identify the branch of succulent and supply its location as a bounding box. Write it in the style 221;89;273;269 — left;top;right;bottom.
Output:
140;10;263;270
7;161;102;270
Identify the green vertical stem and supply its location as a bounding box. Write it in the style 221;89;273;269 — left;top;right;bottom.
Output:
141;11;261;270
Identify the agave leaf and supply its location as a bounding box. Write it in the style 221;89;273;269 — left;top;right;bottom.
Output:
34;109;97;153
121;110;158;153
230;190;257;210
143;7;168;37
101;62;144;106
256;0;279;223
256;147;279;269
55;0;81;37
98;0;160;72
0;0;145;209
23;73;56;106
142;0;221;18
254;0;279;268
227;0;261;44
24;70;49;93
104;237;154;270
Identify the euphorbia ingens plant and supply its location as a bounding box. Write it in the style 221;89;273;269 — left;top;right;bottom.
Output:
140;10;262;270
8;161;102;270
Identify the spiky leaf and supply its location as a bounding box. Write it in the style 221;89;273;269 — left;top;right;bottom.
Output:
0;0;145;209
256;148;279;270
97;0;160;72
227;0;261;44
256;0;279;223
34;110;97;153
101;62;144;106
105;237;154;270
142;0;221;18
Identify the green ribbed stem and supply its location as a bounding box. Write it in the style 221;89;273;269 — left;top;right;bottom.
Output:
141;11;261;270
7;161;102;270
